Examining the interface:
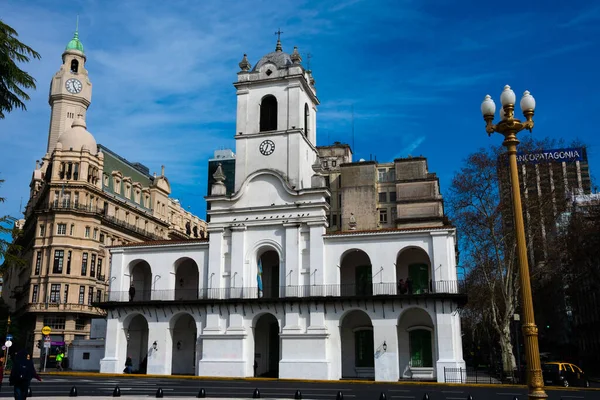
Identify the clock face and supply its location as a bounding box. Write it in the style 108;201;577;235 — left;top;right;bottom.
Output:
259;140;275;156
65;78;83;94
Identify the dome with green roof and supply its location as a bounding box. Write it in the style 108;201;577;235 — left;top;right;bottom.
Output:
65;31;84;53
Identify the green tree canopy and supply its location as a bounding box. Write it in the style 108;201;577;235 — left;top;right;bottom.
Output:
0;19;41;119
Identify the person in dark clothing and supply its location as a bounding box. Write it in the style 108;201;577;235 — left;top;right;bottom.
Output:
9;349;42;400
140;356;147;374
124;356;133;374
129;285;136;301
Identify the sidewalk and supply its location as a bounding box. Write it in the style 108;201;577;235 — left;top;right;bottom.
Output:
35;398;309;400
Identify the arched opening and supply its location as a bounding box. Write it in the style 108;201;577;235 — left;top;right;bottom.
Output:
395;247;432;295
340;249;372;296
254;313;279;377
129;260;152;301
171;313;197;375
304;103;309;137
125;314;149;374
340;310;374;379
175;258;199;300
260;95;278;132
398;308;435;379
70;59;79;73
258;250;279;299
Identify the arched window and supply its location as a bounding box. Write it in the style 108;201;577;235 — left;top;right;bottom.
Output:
70;59;79;73
260;95;278;132
304;103;309;137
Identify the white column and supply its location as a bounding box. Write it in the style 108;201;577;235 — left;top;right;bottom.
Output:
308;222;326;285
434;302;465;382
100;316;124;373
230;226;246;295
372;319;400;382
207;227;224;297
146;320;172;375
284;223;300;295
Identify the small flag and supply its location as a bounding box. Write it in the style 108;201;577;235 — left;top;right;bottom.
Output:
257;259;263;298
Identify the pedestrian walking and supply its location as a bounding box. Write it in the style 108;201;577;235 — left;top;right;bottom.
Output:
9;349;42;400
129;284;136;301
55;350;65;371
124;356;133;374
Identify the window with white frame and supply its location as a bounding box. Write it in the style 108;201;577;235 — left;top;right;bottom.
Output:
379;209;388;224
57;223;67;235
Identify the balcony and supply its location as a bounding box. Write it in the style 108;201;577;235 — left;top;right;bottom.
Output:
47;202;163;240
24;302;107;315
102;280;466;304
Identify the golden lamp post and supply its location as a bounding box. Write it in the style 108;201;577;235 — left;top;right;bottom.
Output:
481;85;547;399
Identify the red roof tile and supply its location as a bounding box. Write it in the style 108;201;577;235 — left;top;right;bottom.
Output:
109;238;208;249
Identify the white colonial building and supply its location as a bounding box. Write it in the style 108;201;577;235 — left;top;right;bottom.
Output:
99;38;466;382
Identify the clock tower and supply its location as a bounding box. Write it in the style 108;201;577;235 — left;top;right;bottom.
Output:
47;23;92;154
233;37;320;191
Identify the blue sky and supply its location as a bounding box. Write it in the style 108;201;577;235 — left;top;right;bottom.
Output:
1;0;599;223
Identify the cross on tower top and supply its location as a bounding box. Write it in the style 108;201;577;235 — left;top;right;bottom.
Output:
274;28;284;40
274;28;283;52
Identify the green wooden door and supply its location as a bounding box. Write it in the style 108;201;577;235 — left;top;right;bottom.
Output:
408;263;429;294
355;265;373;296
354;329;374;367
409;329;433;367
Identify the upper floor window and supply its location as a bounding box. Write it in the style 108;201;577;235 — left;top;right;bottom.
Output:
50;284;61;303
125;184;131;199
34;251;42;275
32;284;39;303
39;224;46;237
57;223;67;235
378;192;387;203
379;209;388;224
304;103;309;137
103;174;109;186
260;95;277;132
85;226;90;238
70;224;75;235
52;250;64;274
93;228;98;240
390;191;397;202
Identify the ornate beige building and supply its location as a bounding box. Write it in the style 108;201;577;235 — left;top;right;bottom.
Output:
2;28;206;363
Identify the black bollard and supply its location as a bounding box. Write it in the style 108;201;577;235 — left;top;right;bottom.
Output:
379;393;387;400
27;387;33;397
156;388;164;398
197;388;206;398
253;388;261;398
113;386;121;397
467;395;473;400
69;386;78;397
295;390;302;399
422;394;430;400
336;391;344;400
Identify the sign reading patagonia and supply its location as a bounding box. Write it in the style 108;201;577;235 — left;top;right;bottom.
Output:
516;148;584;164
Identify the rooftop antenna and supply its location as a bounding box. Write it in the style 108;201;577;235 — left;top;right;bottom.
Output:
351;104;355;152
306;52;312;70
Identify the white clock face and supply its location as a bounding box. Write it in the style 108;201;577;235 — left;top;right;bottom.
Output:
65;78;82;94
259;140;275;156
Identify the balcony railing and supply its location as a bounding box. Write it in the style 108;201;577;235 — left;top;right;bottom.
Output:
48;202;163;240
27;302;106;314
104;280;465;303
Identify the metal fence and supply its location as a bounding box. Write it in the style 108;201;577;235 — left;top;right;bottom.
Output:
105;280;465;302
443;367;524;384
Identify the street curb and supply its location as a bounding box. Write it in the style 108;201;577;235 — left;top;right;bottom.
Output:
40;371;600;391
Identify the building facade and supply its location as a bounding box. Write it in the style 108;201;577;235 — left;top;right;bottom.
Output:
1;28;206;362
99;39;466;382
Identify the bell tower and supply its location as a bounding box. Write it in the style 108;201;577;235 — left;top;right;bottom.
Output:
233;35;320;191
47;19;92;154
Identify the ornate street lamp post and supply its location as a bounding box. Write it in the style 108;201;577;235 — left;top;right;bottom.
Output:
481;85;547;399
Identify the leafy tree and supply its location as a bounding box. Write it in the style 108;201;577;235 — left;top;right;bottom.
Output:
448;136;577;375
0;179;24;270
0;19;41;119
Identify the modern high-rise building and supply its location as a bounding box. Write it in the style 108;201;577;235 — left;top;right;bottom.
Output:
1;27;206;363
498;147;591;267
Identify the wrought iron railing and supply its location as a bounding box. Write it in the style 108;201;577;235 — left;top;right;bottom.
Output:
48;203;163;240
104;280;465;302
